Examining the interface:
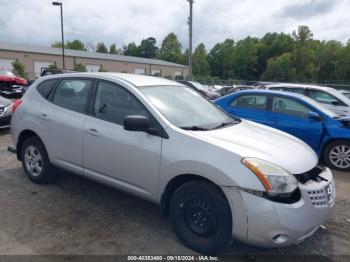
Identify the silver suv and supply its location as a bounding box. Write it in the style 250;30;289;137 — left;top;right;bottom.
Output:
9;73;335;254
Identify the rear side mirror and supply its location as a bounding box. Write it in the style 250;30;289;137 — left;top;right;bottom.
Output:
309;111;321;121
124;115;150;132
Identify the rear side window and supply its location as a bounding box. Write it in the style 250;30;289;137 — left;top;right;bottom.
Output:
231;95;267;110
52;79;92;114
272;96;311;118
36;79;58;99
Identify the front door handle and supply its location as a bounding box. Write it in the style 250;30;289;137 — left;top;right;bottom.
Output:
39;113;49;120
86;128;100;137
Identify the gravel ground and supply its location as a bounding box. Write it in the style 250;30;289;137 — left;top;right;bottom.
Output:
0;129;349;260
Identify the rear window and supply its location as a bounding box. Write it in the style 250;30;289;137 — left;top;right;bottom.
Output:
36;79;58;99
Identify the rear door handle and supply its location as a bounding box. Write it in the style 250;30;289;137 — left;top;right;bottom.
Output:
39;113;49;120
86;128;100;137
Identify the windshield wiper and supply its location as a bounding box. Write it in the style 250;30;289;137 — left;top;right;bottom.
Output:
180;125;209;131
211;121;237;130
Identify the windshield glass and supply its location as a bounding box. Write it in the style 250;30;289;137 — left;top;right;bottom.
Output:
139;85;238;130
0;70;15;77
302;95;338;118
189;81;208;92
342;92;350;99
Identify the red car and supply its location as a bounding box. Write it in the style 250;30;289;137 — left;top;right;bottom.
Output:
0;70;27;98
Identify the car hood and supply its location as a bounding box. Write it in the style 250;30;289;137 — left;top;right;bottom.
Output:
0;74;27;85
323;104;350;116
190;120;318;174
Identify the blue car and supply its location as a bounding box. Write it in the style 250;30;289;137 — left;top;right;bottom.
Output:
215;90;350;171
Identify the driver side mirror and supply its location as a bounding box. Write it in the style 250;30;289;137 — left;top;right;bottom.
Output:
124;115;150;132
309;111;322;121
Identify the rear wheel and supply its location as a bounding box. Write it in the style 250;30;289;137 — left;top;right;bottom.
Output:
21;136;57;184
324;140;350;171
169;180;232;255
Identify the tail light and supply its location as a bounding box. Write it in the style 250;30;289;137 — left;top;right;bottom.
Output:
12;99;23;113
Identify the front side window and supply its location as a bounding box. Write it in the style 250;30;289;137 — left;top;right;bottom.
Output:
52;79;92;113
272;96;311;119
231;95;267;110
94;81;150;125
139;85;237;130
309;90;341;105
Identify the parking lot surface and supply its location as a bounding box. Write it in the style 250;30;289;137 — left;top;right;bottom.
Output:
0;129;349;258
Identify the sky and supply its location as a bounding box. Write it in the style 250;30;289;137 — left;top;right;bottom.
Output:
0;0;349;51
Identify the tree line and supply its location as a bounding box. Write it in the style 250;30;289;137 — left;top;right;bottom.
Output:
51;25;350;84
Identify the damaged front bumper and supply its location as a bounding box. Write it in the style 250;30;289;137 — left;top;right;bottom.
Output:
222;167;335;247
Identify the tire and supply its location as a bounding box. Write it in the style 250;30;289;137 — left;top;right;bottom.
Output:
21;136;57;184
323;140;350;171
169;180;233;255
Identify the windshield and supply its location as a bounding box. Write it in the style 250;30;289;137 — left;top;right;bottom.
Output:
342;92;350;99
0;70;15;77
302;95;338;118
139;85;238;130
189;81;208;92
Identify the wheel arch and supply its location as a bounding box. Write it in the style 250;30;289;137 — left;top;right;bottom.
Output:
320;137;350;161
160;174;227;217
16;130;42;160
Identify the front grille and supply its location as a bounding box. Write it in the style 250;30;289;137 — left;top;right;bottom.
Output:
307;183;334;208
0;81;16;91
294;166;327;184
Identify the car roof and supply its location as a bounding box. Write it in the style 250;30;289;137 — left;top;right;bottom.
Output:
39;72;184;87
228;89;308;99
266;83;334;92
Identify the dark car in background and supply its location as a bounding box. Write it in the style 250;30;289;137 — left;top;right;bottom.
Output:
0;70;27;98
218;85;254;96
0;95;13;128
177;80;221;100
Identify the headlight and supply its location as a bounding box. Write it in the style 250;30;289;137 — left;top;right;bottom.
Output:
6;104;13;113
242;158;298;194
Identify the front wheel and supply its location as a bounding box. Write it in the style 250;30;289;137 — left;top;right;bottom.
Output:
323;140;350;171
169;180;233;255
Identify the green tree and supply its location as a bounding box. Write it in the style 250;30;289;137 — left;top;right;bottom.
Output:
233;37;259;80
66;40;87;51
261;53;296;81
138;37;158;58
123;42;139;56
257;33;294;78
52;39;87;51
292;25;314;81
98;65;108;72
208;39;235;79
11;59;28;79
335;41;350;82
109;44;120;54
74;63;86;72
311;40;342;82
96;42;108;53
52;41;64;48
158;33;183;64
192;43;210;76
